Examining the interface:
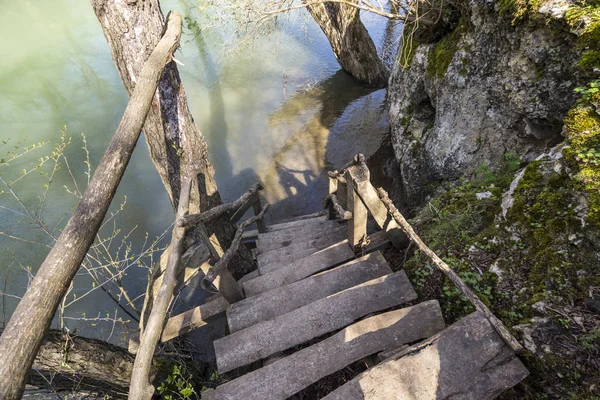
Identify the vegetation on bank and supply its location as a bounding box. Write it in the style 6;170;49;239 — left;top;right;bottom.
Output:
392;1;600;397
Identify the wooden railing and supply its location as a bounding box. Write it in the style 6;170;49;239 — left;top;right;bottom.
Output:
327;154;408;252
182;182;268;303
327;154;524;353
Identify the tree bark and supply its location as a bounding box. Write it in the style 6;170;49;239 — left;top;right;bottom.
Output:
90;0;253;275
0;12;183;399
303;0;389;87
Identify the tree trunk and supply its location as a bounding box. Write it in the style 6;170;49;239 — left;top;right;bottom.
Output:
303;0;389;87
0;12;183;399
90;0;253;276
28;330;138;398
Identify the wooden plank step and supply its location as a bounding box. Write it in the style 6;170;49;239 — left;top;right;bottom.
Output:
256;220;343;252
265;214;328;232
256;226;347;272
161;295;229;342
215;271;417;373
266;210;327;226
322;311;529;400
256;222;346;256
204;301;444;400
229;252;391;333
243;241;354;297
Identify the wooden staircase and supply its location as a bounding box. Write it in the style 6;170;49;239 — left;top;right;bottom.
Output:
159;156;529;399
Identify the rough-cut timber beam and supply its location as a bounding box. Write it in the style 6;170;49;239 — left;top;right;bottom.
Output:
0;12;183;399
129;177;191;400
181;183;263;228
377;187;524;353
202;205;269;303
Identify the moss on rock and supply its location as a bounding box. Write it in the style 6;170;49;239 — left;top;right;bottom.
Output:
426;20;466;78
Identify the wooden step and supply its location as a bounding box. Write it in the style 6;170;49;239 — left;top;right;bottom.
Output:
257;222;346;256
228;252;391;333
256;226;347;273
264;213;328;232
322;312;529;400
214;271;417;373
243;213;329;242
243;241;354;297
256;220;344;253
204;301;444;400
266;210;327;227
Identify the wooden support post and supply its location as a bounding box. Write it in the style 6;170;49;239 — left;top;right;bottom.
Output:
213;269;245;304
252;194;267;233
351;179;409;249
337;176;348;210
328;176;338;220
345;166;368;250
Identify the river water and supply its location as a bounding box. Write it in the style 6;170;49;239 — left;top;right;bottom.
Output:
0;0;400;344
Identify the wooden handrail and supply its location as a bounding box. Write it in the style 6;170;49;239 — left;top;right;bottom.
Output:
130;176;192;399
180;182;263;228
376;187;524;353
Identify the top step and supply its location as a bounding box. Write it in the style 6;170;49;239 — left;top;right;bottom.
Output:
266;210;327;227
265;213;328;232
256;219;345;251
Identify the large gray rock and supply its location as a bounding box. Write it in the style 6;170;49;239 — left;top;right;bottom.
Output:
388;0;583;205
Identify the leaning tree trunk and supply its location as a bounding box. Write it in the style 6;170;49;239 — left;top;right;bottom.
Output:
90;0;253;276
0;13;183;398
303;0;389;87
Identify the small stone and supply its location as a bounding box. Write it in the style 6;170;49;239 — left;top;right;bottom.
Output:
542;344;553;354
489;261;504;279
476;191;493;200
532;301;547;314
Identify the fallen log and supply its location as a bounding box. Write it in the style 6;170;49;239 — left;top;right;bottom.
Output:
27;330;137;398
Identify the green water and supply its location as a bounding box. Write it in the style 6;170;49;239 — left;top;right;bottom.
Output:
0;0;400;343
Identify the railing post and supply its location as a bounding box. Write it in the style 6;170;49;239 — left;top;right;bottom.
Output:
252;194;267;233
345;164;369;250
328;173;339;220
337;176;348;210
198;223;245;303
213;269;245;303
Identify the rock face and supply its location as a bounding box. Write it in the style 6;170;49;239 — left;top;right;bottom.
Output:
388;0;584;206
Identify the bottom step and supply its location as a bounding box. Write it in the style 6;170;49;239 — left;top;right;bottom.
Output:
204;301;444;400
323;311;529;400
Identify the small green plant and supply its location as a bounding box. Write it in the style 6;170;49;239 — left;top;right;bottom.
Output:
157;363;197;400
574;79;600;105
575;146;600;166
581;329;600;349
